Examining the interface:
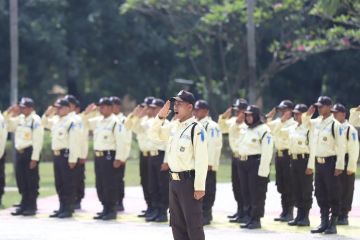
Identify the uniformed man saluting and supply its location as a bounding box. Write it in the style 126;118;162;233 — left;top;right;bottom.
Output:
331;103;359;225
194;99;223;225
303;96;346;234
43;98;81;218
83;97;130;220
5;98;44;216
149;90;208;240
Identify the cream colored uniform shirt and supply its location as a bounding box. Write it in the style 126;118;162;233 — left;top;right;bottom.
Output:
339;120;359;173
218;115;247;153
149;116;208;191
42;113;81;163
0;112;8;158
237;124;273;177
6;111;44;161
267;118;297;151
199;116;222;171
86;114;130;161
302;114;346;170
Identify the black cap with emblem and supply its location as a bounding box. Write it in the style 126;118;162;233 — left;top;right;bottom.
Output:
331;103;346;113
149;98;165;108
110;96;122;106
314;96;332;107
97;97;112;106
232;98;248;110
194;100;209;110
64;95;78;105
143;96;155;106
277;100;294;110
292;104;308;113
170;90;195;105
53;98;70;108
19;97;35;108
245;105;263;128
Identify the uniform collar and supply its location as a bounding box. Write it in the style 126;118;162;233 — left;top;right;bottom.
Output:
181;116;196;127
320;114;334;124
116;112;124;118
199;116;210;124
25;111;36;120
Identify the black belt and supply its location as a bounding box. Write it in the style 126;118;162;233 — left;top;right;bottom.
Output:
276;149;289;157
236;154;261;161
53;149;69;157
16;146;33;154
169;170;195;181
291;153;309;160
95;150;115;157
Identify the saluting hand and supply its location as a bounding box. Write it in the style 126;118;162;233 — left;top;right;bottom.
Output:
113;160;124;168
84;103;97;115
281;110;292;122
266;108;276;119
158;100;171;119
307;105;316;116
45;106;56;117
194;191;205;200
222;107;232;119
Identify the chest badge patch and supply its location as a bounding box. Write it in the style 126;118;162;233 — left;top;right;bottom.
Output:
298;141;302;145
180;146;185;152
323;137;327;142
252;138;257;143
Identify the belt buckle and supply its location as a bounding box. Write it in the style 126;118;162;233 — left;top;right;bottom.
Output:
95;151;103;157
291;154;297;160
143;152;149;157
54;150;60;156
277;150;284;157
240;155;248;161
18;149;24;154
233;153;240;158
317;157;325;164
171;173;180;181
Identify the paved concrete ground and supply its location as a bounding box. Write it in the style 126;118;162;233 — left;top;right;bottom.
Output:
1;181;360;240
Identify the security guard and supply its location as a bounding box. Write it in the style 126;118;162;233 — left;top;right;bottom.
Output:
83;97;130;220
5;98;44;216
238;105;273;229
303;96;346;234
149;90;208;240
64;95;85;210
218;98;248;223
0;111;7;208
143;98;169;222
194;100;223;225
124;96;155;217
266;100;297;222
331;103;359;225
272;104;313;226
110;96;132;212
42;98;81;218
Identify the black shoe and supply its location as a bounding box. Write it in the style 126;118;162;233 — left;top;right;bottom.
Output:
288;208;302;226
50;211;61;218
227;212;238;219
22;209;36;216
229;216;241;223
324;216;338;234
12;203;21;208
155;213;168;223
337;216;349;225
58;211;73;219
247;219;261;229
145;209;160;222
274;211;286;222
311;216;329;233
138;207;152;217
117;202;124;212
238;215;251;224
11;208;24;216
73;202;81;210
240;218;253;229
297;210;310;227
102;212;117;220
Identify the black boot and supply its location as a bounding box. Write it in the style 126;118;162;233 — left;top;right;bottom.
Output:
280;206;293;222
247;218;262;229
155;211;168;223
240;217;253;229
145;208;160;222
50;203;64;218
337;214;349;225
58;205;73;218
138;206;152;218
229;209;245;223
274;208;286;221
11;207;24;216
288;208;302;226
94;206;107;220
311;214;329;233
102;206;117;221
297;209;310;226
324;216;338;234
202;210;211;226
117;200;124;212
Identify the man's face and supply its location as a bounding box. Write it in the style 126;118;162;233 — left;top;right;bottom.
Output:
56;106;70;117
245;114;254;125
236;110;245;122
69;103;76;112
174;100;193;121
99;105;113;116
333;111;346;122
294;112;302;122
193;108;208;120
20;106;33;116
317;105;331;116
280;108;292;116
112;104;121;114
